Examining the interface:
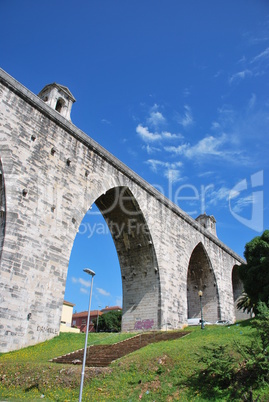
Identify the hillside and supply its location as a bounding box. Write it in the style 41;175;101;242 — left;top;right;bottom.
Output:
0;323;268;401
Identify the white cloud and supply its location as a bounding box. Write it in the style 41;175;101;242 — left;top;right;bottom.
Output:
248;93;256;109
72;277;91;288
146;159;182;171
186;134;227;158
146;159;183;182
229;195;253;214
96;287;110;296
142;144;161;154
229;69;252;84
206;186;231;206
80;287;89;294
165;134;228;158
101;118;111;125
183;87;191;97
164;169;182;182
251;47;269;64
136;124;182;143
164;144;189;155
165;134;245;164
162;131;182;139
211;121;221;130
147;111;166;128
177;105;193;127
136;125;162;142
202;185;256;215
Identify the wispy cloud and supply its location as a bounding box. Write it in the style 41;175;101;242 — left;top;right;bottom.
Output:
146;159;183;182
229;195;253;214
176;105;194;127
136;124;181;143
96;287;110;296
183;87;191;97
142;144;161;154
136;125;162;142
251;46;269;64
72;277;91;288
248;93;256;109
136;104;183;145
229;69;252;84
206;186;231;206
165;134;237;160
80;287;89;294
101;118;112;125
147;110;166;128
146;159;182;172
211;121;221;130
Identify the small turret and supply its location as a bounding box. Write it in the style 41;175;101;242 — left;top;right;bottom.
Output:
196;213;217;237
38;83;76;121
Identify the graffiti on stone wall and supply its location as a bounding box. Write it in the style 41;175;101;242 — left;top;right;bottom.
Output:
134;319;154;330
37;326;58;335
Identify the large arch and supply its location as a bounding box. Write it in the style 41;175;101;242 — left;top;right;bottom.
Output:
187;242;220;323
0;160;6;264
95;186;161;331
232;265;251;320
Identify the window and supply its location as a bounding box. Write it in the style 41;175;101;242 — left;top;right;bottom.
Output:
55;98;64;113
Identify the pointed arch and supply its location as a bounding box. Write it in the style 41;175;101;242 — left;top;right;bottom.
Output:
187;242;220;323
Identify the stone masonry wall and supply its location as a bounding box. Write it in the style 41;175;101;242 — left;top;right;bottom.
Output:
0;69;244;352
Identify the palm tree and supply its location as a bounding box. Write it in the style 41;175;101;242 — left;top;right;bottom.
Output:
236;292;255;317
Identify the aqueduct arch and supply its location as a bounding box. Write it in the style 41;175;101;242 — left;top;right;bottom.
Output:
94;186;161;331
232;265;251;320
0;68;245;352
187;242;220;323
0;159;6;262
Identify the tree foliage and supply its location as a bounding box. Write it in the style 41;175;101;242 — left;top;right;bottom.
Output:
238;230;269;311
236;292;254;316
94;310;122;332
192;303;269;400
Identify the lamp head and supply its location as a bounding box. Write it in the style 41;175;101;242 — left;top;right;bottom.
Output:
83;268;96;277
198;290;203;297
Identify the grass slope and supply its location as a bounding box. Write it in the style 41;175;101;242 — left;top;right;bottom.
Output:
0;324;268;401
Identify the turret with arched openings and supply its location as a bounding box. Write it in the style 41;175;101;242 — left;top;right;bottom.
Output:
38;83;76;121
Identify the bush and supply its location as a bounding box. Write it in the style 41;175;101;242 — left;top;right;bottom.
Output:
192;303;269;400
237;302;269;386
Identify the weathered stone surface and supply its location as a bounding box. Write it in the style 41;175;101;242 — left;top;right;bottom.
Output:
0;68;245;352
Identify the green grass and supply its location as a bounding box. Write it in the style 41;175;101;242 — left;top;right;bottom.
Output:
0;324;268;401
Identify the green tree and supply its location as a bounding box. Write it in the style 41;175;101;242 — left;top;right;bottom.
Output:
94;310;122;332
238;230;269;312
236;292;254;317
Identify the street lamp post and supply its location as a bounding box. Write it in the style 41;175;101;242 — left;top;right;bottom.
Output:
198;290;205;330
79;268;95;402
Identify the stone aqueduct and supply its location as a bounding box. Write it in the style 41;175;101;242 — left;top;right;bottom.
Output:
0;68;245;352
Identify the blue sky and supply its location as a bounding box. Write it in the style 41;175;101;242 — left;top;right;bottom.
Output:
1;1;269;313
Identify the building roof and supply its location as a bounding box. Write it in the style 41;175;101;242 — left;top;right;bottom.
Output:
72;310;102;318
38;83;76;102
63;300;75;307
101;306;122;312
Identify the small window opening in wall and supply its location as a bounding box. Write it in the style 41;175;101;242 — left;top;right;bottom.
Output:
55;99;64;113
